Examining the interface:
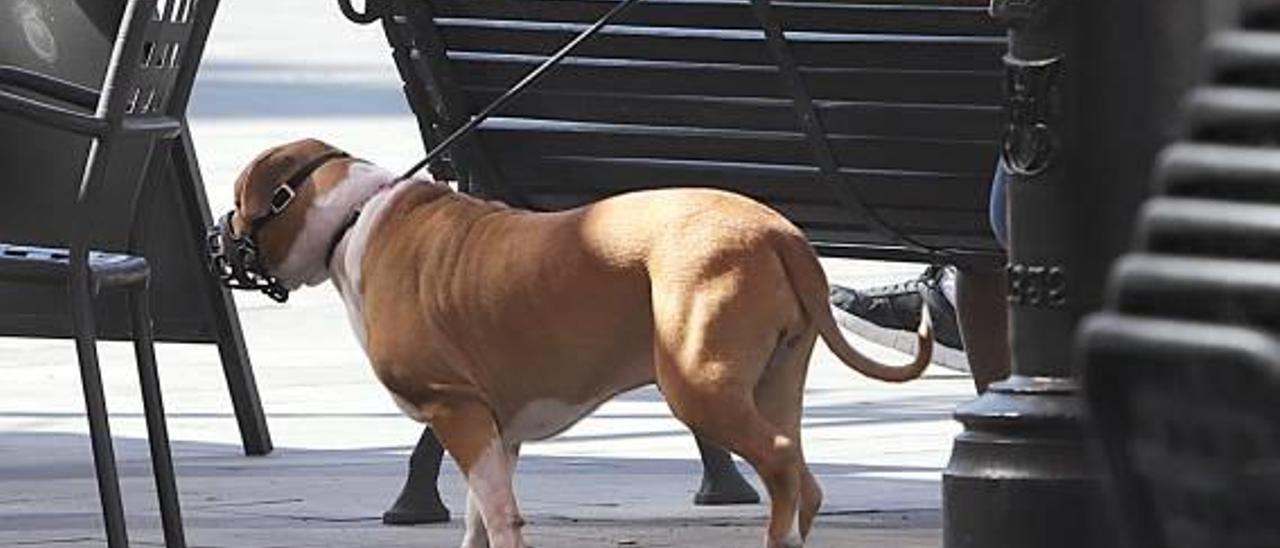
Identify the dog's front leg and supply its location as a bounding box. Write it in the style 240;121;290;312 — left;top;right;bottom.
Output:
461;443;522;548
460;439;525;548
461;488;488;548
426;398;528;548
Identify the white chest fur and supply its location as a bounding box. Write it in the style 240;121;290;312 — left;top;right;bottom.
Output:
328;175;416;351
327;176;427;421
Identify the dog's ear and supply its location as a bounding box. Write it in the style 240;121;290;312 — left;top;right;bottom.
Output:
232;138;345;235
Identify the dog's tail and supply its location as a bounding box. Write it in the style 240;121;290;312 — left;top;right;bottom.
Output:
771;230;933;383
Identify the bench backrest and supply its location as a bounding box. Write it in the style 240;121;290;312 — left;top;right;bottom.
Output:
385;0;1007;266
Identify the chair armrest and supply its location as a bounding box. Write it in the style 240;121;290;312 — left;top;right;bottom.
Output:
0;88;107;136
0;66;98;109
121;116;183;138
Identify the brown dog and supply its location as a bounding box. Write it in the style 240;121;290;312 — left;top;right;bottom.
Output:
225;139;933;548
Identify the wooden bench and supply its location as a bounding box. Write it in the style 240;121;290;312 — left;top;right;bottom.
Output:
339;0;1012;525
371;0;1007;268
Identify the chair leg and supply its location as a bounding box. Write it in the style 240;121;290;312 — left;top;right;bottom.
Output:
70;283;129;548
128;285;186;548
170;132;272;456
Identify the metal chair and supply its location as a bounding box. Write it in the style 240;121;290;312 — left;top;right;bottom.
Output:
0;0;217;546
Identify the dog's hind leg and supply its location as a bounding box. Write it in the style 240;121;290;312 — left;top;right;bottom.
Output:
671;393;807;548
754;328;823;540
651;269;811;547
424;398;527;548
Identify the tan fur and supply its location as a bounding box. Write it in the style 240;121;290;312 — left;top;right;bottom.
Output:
232;139;934;548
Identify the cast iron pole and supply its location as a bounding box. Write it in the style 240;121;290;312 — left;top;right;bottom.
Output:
940;0;1208;546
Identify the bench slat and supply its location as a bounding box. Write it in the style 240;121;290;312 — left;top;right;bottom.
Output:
468;88;1003;139
503;155;993;208
477;118;997;174
429;0;1001;36
451;53;1002;105
436;20;1005;71
528;193;998;245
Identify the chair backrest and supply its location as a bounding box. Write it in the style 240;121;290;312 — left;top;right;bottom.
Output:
0;0;222;340
381;0;1006;266
100;0;215;123
69;0;215;247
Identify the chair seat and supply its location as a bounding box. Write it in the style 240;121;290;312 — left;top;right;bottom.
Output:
0;243;149;289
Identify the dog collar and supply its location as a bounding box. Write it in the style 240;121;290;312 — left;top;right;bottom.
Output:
325;209;361;267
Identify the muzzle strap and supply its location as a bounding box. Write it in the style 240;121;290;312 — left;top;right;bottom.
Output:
248;150;353;237
208;211;291;302
207;150;353;303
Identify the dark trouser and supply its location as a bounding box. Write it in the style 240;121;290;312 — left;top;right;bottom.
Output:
956;159;1013;393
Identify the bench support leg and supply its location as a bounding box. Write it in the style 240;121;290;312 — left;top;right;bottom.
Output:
693;435;760;506
383;427;452;525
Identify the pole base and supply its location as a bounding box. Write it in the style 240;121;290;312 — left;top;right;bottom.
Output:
943;375;1116;548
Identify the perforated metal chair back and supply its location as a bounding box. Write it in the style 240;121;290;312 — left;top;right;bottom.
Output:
114;0;210;120
0;0;216;261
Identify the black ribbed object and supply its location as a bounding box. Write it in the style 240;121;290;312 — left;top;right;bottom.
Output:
1080;3;1280;548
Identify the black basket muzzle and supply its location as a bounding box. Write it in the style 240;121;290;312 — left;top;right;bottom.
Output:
207;210;290;303
205;150;352;303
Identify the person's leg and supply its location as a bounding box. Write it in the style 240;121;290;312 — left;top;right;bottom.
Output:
960;158;1012;393
829;266;968;370
954;267;1011;393
989;159;1010;250
957;156;1013;391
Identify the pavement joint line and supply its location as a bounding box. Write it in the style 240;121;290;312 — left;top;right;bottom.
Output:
188;497;305;510
818;507;937;516
7;537;104;546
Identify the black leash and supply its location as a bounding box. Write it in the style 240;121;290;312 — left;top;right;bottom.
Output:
747;0;938;258
392;0;645;183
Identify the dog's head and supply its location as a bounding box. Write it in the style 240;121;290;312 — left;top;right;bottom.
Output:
208;138;395;302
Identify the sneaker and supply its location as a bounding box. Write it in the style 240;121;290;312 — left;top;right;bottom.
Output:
829;265;969;372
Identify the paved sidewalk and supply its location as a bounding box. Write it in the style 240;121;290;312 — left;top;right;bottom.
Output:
0;2;975;546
